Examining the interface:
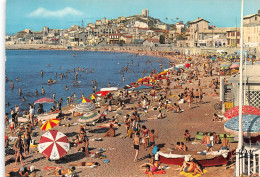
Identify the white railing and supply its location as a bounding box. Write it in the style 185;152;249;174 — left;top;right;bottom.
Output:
236;145;260;176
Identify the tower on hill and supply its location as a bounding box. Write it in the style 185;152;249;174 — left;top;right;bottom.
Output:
142;9;149;18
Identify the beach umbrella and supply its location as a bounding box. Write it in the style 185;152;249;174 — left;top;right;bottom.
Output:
78;112;100;123
220;64;229;70
41;118;60;131
74;102;95;112
224;105;260;120
87;94;98;100
34;98;55;104
38;130;70;160
76;97;91;103
95;91;110;97
224;115;260;136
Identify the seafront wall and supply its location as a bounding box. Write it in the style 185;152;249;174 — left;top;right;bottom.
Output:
5;43;253;57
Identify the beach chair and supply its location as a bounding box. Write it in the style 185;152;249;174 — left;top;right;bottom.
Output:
224;102;233;112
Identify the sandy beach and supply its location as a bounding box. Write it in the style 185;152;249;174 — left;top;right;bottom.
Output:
5;47;237;177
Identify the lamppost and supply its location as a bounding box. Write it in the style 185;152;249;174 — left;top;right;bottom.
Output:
236;0;244;175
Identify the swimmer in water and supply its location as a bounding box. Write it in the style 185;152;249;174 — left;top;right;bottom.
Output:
6;76;8;82
16;78;19;82
19;88;22;96
41;87;45;94
10;80;14;89
65;85;69;90
41;70;43;77
22;96;26;102
35;89;38;96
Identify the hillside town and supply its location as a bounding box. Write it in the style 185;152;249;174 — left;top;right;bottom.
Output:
5;9;260;53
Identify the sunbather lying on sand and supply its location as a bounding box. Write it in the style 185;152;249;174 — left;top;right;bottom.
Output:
140;158;160;173
103;124;115;137
46;166;76;176
69;162;99;167
147;110;166;119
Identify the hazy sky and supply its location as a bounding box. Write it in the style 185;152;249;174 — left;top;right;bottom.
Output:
6;0;260;34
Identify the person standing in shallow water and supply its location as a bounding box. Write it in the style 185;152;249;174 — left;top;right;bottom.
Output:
41;87;45;94
41;70;43;77
10;80;14;89
35;89;38;96
19;88;22;96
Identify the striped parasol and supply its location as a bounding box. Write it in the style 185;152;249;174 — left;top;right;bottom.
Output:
87;94;98;100
78;112;100;123
41;119;60;131
38;130;70;160
73;102;95;113
76;97;91;103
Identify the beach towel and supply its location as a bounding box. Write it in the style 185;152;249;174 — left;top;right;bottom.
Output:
152;145;158;155
43;166;63;170
145;170;166;174
180;169;208;177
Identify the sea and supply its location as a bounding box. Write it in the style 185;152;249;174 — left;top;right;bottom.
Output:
5;50;168;113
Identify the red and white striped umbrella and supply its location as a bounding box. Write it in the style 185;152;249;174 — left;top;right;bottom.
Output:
38;130;70;160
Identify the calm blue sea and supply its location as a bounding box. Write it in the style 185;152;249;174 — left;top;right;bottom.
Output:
5;50;168;113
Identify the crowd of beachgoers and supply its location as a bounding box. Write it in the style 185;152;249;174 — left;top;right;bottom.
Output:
4;49;244;177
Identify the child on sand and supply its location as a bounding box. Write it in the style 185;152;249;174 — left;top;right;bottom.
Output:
183;130;191;142
175;142;182;150
133;132;140;162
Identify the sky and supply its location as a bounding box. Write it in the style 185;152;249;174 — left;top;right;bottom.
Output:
6;0;260;34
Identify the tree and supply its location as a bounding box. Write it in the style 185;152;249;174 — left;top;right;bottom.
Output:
159;35;165;44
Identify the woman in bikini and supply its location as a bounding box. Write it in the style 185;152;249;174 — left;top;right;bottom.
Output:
140;158;160;173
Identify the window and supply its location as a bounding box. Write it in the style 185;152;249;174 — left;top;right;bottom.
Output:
237;39;240;44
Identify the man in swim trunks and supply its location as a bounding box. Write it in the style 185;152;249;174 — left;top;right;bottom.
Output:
219;134;230;150
194;89;199;104
133;132;140;162
206;133;213;152
149;129;158;151
9;121;15;136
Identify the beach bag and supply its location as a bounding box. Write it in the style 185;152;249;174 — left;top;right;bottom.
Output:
152;145;158;155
